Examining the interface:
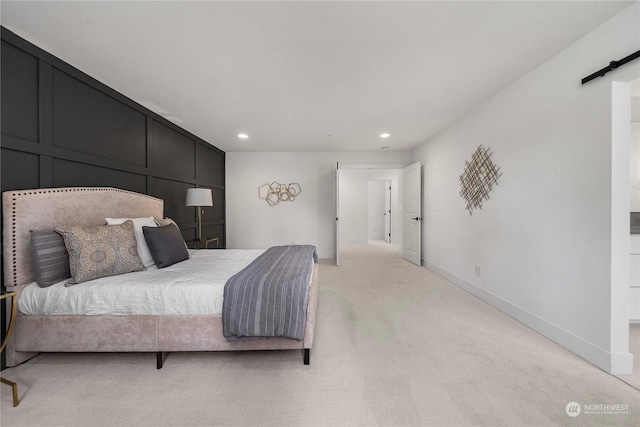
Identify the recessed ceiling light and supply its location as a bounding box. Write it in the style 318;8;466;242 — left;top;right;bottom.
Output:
380;133;390;138
238;133;249;139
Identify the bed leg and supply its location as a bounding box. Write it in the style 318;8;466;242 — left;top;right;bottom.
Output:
157;352;164;369
303;348;310;365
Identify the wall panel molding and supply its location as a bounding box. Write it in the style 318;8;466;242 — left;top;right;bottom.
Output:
0;27;224;155
2;134;225;190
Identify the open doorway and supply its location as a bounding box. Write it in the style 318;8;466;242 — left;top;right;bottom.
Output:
367;180;391;242
337;165;402;262
367;180;400;253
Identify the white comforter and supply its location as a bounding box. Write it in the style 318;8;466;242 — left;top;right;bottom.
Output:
18;249;265;316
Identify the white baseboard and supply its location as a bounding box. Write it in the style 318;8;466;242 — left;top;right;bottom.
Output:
425;260;633;375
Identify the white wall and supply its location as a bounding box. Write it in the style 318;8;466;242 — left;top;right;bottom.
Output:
412;3;640;374
368;181;386;240
338;172;368;243
226;151;411;258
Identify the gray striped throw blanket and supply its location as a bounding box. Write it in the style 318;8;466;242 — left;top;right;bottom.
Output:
222;245;317;341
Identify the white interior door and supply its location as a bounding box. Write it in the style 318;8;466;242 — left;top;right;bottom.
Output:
402;162;422;265
335;163;341;266
384;181;391;243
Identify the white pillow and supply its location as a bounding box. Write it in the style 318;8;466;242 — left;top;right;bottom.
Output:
105;216;158;267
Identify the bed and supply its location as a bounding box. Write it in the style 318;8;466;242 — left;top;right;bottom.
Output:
2;187;319;368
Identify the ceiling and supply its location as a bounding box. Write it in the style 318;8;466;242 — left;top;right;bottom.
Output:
0;1;634;153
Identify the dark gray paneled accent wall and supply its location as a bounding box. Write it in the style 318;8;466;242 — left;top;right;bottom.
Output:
0;27;226;368
0;26;225;242
2;41;39;142
52;69;148;166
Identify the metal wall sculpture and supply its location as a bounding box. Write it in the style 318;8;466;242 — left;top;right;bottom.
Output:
459;145;502;215
258;182;302;206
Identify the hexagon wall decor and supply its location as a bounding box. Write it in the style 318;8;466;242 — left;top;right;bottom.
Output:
258;182;302;206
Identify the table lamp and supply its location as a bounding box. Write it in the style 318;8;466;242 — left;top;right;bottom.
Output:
186;188;213;240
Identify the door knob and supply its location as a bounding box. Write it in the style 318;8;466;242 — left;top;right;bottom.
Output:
412;217;421;221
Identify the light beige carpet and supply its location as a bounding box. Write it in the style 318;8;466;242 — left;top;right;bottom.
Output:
1;243;638;426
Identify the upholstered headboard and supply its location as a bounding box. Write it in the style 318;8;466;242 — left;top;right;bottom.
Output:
2;187;164;287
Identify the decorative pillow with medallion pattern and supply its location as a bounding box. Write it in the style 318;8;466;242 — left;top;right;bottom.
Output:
55;220;145;286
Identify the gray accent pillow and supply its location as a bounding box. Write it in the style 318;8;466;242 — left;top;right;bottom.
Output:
154;217;189;250
143;224;189;268
30;229;71;287
55;220;145;286
154;217;178;227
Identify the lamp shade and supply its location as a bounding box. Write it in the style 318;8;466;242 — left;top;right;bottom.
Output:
186;188;213;207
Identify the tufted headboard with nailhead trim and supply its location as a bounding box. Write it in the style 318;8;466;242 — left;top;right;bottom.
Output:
2;187;164;288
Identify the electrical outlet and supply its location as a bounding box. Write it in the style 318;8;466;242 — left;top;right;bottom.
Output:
475;266;482;278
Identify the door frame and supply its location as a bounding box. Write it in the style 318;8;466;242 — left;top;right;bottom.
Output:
611;79;636;374
385;180;392;243
402;161;422;266
335;163;405;265
335;162;341;266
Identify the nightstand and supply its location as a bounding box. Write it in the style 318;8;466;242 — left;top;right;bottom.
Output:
1;291;19;407
186;237;219;249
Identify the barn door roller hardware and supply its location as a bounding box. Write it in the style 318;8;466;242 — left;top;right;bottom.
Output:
581;50;640;85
